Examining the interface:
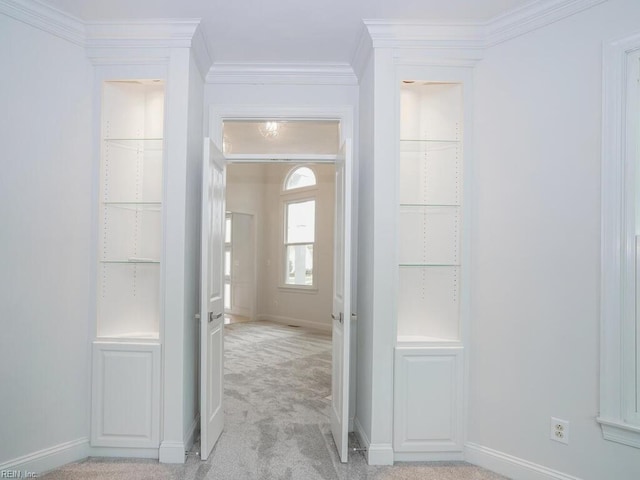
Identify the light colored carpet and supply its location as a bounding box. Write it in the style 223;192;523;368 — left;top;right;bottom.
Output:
41;321;508;480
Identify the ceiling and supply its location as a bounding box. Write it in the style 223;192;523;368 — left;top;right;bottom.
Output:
43;0;532;63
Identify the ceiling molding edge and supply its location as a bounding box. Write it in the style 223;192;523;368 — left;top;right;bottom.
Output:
360;0;607;53
0;0;84;46
351;24;374;82
205;63;358;86
191;24;213;81
85;19;201;49
485;0;609;47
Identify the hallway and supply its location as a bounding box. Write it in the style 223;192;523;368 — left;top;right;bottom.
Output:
41;321;505;480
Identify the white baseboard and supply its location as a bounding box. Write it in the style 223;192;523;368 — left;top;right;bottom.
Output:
354;416;370;451
368;443;394;465
159;441;185;464
353;417;394;465
394;451;464;462
0;437;89;475
465;442;583;480
257;314;332;333
184;415;200;452
88;446;159;459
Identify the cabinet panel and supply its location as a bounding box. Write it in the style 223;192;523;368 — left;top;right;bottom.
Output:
394;348;463;452
91;342;161;447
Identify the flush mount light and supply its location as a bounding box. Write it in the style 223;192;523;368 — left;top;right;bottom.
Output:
259;121;280;139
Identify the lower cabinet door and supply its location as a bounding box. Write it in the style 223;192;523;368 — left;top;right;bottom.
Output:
91;341;161;448
393;346;463;453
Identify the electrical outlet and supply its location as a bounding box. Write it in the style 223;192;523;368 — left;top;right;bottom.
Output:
550;417;569;444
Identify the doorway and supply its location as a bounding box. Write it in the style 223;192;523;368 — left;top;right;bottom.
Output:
201;109;353;463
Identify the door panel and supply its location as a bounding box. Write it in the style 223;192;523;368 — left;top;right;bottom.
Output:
331;139;352;462
200;138;226;460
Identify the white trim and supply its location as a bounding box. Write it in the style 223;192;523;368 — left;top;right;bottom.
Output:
394;451;464;462
351;25;374;82
205;62;357;85
87;446;159;459
158;441;186;464
598;418;640;448
85;19;200;48
361;0;606;52
485;0;608;47
363;19;484;50
184;414;201;452
191;24;214;80
599;29;640;449
225;153;338;163
354;416;370;451
367;443;394;465
0;438;89;475
257;314;331;333
0;0;85;46
465;442;583;480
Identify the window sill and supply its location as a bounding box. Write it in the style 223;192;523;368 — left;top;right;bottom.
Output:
597;417;640;449
278;285;319;294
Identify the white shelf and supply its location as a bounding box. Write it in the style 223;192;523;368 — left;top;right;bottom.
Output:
97;80;165;341
397;81;463;344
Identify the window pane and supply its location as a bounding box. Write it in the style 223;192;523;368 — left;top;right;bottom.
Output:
286;167;316;190
286;200;315;243
225;215;231;244
224;283;231;310
224;249;231;277
285;244;313;285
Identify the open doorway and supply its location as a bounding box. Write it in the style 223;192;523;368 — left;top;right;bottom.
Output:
200;113;353;464
224;211;256;325
225;162;336;330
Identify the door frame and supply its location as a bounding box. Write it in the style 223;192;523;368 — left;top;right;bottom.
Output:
208;102;357;433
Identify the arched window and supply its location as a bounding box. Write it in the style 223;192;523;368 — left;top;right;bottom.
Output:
282;167;317;287
284;166;316;191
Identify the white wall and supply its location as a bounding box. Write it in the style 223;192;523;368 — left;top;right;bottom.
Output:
182;54;204;448
226;163;335;329
468;1;640;478
0;14;92;467
355;53;375;446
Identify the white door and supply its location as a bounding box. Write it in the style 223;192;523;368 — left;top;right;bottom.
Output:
331;139;352;462
200;138;226;460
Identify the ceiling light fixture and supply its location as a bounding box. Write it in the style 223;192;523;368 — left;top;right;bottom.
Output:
259;121;280;139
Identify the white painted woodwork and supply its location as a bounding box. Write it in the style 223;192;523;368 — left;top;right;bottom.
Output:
331;140;353;463
598;30;640;448
200;138;226;460
393;347;463;453
97;80;165;340
91;342;161;447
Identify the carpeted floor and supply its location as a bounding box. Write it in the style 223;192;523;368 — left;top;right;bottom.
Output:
41;321;508;480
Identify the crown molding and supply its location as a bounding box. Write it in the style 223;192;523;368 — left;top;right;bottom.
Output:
191;23;213;81
85;19;200;49
351;24;374;81
0;0;84;46
363;19;485;50
205;62;358;85
359;0;607;55
485;0;608;47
